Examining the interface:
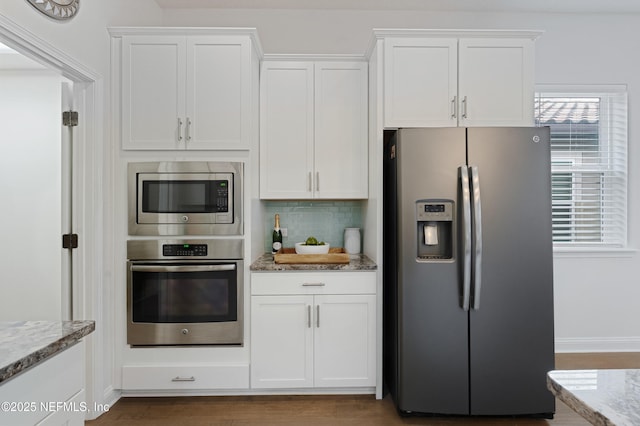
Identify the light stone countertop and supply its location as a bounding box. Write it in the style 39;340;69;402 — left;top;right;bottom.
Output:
548;369;640;426
250;252;377;271
0;320;95;384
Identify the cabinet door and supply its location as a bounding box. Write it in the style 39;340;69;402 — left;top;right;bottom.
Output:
458;38;534;126
314;62;368;199
259;62;314;199
186;36;252;150
250;295;314;388
122;35;186;150
383;38;458;128
313;294;376;388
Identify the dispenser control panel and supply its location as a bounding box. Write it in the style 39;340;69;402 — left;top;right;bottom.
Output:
416;201;453;221
416;200;454;261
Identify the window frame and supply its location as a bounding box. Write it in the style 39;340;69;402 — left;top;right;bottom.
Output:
535;84;629;255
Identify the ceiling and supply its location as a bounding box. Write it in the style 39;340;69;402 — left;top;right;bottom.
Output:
153;0;640;13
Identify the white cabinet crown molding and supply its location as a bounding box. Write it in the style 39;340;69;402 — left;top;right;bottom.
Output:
107;26;263;58
263;53;367;62
365;28;544;58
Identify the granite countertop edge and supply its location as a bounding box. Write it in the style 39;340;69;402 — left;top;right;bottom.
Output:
250;253;377;271
547;369;640;426
0;320;96;385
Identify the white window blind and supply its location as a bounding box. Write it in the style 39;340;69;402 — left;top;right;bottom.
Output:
535;85;627;248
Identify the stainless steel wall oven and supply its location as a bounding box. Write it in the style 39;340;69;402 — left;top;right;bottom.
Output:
128;161;243;236
127;239;243;346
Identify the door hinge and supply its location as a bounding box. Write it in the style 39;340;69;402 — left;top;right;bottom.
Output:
62;111;78;127
62;233;79;249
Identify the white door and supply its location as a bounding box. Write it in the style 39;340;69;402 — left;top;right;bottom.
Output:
383;38;458;128
250;295;314;388
60;81;74;320
314;294;377;387
458;38;535;126
0;67;66;320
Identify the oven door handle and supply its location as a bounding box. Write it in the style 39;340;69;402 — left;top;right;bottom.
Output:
130;264;236;273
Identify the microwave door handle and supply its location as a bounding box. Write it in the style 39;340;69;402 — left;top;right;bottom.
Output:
130;264;236;273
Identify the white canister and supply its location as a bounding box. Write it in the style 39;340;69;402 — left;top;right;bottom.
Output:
344;228;361;255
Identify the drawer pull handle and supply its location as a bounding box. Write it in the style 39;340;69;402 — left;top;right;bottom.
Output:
171;376;195;382
302;282;325;287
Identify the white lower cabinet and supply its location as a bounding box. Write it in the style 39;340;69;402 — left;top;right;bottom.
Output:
0;342;85;426
250;272;376;390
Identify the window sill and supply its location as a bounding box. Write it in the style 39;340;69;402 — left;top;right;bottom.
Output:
553;247;637;258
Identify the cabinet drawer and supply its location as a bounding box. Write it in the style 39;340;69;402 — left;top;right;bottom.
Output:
122;364;249;390
251;271;376;295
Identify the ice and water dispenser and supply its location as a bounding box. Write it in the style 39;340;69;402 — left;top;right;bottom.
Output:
416;200;453;260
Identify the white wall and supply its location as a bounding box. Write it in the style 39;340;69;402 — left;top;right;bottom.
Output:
0;71;63;321
161;8;640;351
0;0;163;417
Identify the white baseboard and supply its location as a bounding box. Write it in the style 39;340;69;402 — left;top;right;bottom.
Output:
555;337;640;353
121;387;375;398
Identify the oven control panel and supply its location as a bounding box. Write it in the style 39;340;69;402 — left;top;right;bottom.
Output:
162;244;208;257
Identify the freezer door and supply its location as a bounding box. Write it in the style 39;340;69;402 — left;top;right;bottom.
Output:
466;127;555;416
394;128;470;414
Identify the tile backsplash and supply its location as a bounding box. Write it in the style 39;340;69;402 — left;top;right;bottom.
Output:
263;201;364;252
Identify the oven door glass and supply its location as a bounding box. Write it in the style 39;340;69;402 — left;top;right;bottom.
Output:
130;263;237;323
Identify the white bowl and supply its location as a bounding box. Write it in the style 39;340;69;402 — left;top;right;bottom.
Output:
295;242;330;254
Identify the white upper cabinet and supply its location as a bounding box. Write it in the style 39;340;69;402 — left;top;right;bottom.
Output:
314;62;369;199
384;37;458;127
260;61;315;198
457;38;534;127
117;30;259;150
122;35;185;150
380;31;538;128
260;59;368;199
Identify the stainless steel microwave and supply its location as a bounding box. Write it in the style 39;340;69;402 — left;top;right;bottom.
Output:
128;161;243;236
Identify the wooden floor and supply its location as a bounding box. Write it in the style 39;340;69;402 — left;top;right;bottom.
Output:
87;353;640;426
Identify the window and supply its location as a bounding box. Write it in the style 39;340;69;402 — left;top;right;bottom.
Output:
535;85;627;248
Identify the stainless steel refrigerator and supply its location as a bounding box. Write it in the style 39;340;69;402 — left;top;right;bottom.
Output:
383;127;555;417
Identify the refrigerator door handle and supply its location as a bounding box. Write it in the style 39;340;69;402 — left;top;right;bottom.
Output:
470;166;483;310
459;166;472;311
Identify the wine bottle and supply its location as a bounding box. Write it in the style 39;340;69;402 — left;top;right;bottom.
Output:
272;213;283;254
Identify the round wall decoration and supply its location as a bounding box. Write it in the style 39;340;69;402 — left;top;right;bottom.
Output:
26;0;79;20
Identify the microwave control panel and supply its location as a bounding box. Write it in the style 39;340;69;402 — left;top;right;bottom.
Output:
213;180;229;212
162;244;208;257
